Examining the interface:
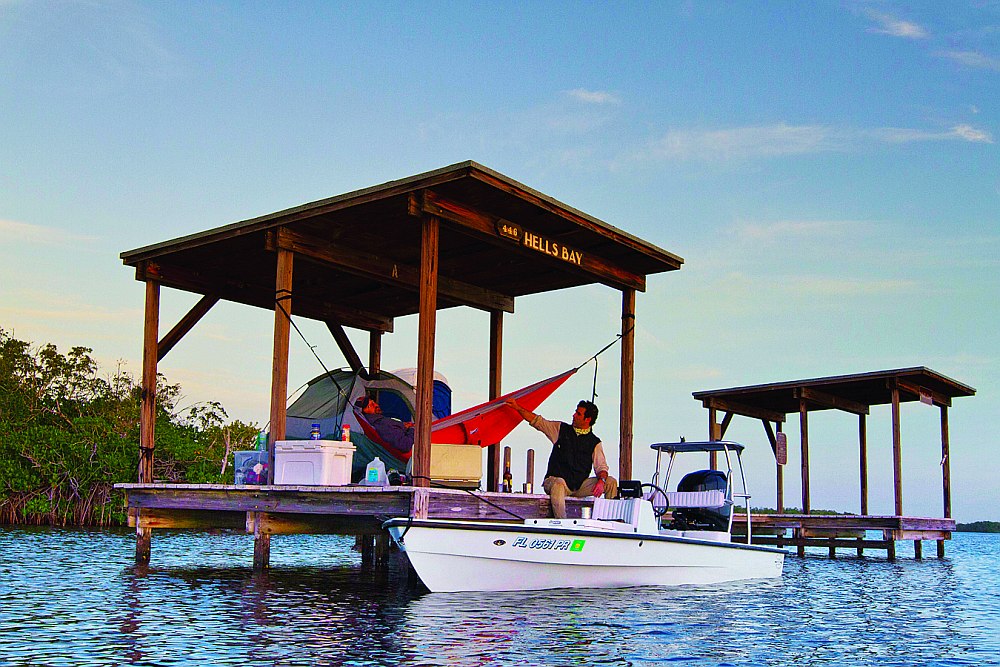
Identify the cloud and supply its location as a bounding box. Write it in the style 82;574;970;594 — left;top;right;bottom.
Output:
633;121;994;163
864;10;928;39
874;125;993;144
642;124;837;161
734;220;862;242
566;89;621;105
935;50;1000;72
0;219;98;245
781;276;919;296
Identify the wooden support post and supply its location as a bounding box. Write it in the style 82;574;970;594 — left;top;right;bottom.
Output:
891;385;903;517
620;289;635;481
413;215;440;488
708;407;719;470
525;449;535;493
360;534;375;567
250;512;270;570
800;398;810;514
137;279;159;565
914;540;923;559
139;279;159;484
135;511;151;565
859;414;869;515
939;405;950;558
268;247;294;483
776;422;785;514
369;331;382;374
412;487;429;519
940;405;951;519
858;413;868;557
487;310;503;492
375;532;390;568
887;536;896;561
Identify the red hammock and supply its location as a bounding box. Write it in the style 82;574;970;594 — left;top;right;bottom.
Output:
430;368;577;446
352;368;577;456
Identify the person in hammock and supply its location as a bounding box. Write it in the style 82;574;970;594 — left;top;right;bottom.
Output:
505;397;618;518
355;395;415;453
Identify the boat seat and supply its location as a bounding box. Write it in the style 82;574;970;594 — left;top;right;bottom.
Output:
664;490;726;508
592;497;642;525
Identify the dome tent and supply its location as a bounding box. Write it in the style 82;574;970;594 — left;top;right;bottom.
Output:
285;368;451;480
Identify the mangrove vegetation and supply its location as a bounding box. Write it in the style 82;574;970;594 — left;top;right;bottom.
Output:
0;328;258;527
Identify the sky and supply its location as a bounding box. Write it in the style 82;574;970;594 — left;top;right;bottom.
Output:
1;1;997;521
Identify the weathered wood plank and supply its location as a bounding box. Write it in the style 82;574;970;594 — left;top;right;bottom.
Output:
620;289;635;481
140;260;394;332
795;387;869;415
326;320;364;374
701;397;785;424
157;294;219;362
417;190;648;293
136;508;246;530
277;226;513;313
139;278;159;484
253;512;384;535
413;215;439;488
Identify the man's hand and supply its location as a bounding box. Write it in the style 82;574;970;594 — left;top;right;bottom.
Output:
505;398;519;410
593;479;605;498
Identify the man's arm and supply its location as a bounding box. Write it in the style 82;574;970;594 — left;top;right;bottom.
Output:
506;397;559;444
592;442;611;478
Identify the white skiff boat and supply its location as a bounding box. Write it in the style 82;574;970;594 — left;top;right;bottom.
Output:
384;441;785;592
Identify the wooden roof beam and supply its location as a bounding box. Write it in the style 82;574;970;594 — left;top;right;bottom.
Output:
414;190;647;293
893;379;952;408
467;167;683;269
157;294;219;362
700;397;786;423
274;227;514;314
794;387;870;415
326;321;364;375
138;262;394;333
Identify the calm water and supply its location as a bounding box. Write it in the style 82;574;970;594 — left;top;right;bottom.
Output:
1;527;997;666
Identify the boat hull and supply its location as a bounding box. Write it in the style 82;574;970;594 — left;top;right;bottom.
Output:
385;519;785;593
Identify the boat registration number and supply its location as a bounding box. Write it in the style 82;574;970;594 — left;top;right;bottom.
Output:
510;536;586;552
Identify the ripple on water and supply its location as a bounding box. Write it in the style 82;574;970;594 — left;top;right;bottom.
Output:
0;528;997;666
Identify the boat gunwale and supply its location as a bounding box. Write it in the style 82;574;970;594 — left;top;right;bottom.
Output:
382;517;787;555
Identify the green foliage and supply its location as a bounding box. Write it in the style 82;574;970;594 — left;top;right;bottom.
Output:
956;521;1000;533
0;328;260;526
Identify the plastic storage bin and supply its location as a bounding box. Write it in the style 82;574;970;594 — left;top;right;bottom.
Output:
274;440;355;486
234;450;269;485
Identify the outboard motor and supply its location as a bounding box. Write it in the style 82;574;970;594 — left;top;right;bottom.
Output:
670;469;731;531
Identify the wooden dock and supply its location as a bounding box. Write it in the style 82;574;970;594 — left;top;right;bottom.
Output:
731;513;955;559
119;483;954;569
120;483;563;569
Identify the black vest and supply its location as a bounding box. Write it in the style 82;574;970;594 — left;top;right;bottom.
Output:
545;423;600;492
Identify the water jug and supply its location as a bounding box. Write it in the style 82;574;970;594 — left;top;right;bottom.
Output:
364;456;387;486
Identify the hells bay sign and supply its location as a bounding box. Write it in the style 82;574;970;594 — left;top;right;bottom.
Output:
495;219;584;266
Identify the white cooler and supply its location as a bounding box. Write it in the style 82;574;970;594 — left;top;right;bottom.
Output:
274;440;355;486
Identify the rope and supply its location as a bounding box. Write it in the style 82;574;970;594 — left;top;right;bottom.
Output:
273;293;348;428
408;475;525;520
575;323;636;404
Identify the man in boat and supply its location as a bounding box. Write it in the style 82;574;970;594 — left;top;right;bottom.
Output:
355;395;415;453
505;397;618;518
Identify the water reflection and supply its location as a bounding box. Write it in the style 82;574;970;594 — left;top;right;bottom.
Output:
0;528;997;666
